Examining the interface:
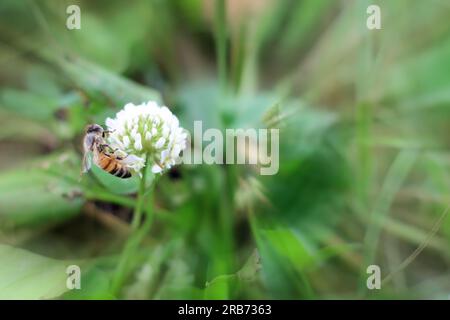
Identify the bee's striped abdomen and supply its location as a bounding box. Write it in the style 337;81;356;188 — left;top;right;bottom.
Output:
111;164;132;178
97;153;132;179
115;167;132;178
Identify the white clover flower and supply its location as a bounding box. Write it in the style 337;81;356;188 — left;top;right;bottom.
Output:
106;101;187;174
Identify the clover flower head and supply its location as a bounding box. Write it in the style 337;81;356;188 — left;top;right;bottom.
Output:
105;101;187;174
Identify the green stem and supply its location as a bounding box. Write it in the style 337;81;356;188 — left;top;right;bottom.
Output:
131;155;149;229
85;189;135;208
214;0;227;93
222;165;236;253
110;215;154;296
110;156;156;296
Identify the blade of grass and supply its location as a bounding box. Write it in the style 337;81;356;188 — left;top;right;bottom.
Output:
214;0;228;93
381;205;450;286
359;149;418;293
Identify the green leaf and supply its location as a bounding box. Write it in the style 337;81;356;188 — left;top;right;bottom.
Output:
261;229;315;270
91;164;154;195
59;14;129;73
0;88;60;121
0;244;71;299
204;274;236;299
63;267;113;300
25;66;62;97
256;227;316;299
57;57;161;107
0;156;84;229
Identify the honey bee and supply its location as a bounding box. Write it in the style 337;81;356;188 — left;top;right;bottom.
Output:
82;124;132;179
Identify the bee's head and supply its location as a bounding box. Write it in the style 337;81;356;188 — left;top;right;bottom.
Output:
86;124;104;135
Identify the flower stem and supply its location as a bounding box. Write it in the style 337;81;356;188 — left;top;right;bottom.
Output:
110;214;154;296
85;188;136;208
110;155;155;296
131;155;149;229
214;0;227;93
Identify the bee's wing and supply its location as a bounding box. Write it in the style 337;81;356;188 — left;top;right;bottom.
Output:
81;151;93;174
119;154;145;177
120;154;142;165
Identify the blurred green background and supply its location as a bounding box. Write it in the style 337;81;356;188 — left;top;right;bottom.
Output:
0;0;449;299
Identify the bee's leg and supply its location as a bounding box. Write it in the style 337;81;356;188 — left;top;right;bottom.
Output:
116;154;129;160
102;145;121;157
99;144;111;152
99;143;115;151
98;144;112;156
108;147;120;156
102;129;115;137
